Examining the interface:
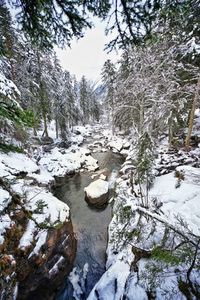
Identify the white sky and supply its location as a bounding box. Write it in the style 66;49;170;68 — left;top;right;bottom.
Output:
55;20;119;82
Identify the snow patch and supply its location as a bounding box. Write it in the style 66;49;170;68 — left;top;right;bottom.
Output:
84;179;109;198
0;188;11;212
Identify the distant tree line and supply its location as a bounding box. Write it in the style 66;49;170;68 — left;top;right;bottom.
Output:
0;2;100;146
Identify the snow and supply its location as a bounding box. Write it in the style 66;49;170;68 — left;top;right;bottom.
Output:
149;165;200;235
49;256;65;277
2;121;200;298
25;186;70;224
30;167;54;185
88;261;130;300
88;138;200;299
29;230;48;257
125;276;148;300
0;152;39;175
0;214;13;244
68;263;89;300
0;161;15;179
0;188;11;212
70;134;84;145
84;179;109;198
84;154;98;171
186;37;200;54
0;124;103;258
18;186;69;250
0;73;21;99
38;146;98;177
69;267;83;300
19;219;36;249
123;141;131;149
0;149;70;253
73;125;92;137
107;138;123;152
11;179;29;196
99;174;106;180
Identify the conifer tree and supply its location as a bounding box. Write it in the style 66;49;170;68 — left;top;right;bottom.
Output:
79;76;90;124
134;132;154;207
102;59;116;133
0;1;17;80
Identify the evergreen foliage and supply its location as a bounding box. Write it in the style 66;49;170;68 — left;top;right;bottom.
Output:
5;1;196;50
0;143;23;153
135;132;154;189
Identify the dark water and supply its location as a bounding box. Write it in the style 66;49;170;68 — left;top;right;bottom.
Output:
54;151;124;300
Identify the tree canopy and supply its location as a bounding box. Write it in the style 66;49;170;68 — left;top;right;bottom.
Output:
6;0;196;50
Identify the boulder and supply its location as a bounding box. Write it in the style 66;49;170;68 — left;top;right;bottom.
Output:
84;179;109;208
122;141;131;150
41;136;54;145
57;140;72;149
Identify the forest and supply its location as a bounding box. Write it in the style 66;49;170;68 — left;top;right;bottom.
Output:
0;1;200;300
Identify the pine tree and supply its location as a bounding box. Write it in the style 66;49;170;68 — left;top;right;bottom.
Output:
0;1;17;80
101;59;116;133
134;132;154;207
79;76;90;124
88;82;100;123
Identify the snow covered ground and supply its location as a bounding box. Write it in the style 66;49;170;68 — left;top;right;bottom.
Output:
87;140;200;299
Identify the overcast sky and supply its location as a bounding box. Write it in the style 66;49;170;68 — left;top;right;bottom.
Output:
55;19;119;82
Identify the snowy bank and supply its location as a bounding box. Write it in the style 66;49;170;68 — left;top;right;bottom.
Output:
88;160;200;299
0;149;76;299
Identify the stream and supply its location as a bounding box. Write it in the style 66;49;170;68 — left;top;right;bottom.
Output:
54;150;124;300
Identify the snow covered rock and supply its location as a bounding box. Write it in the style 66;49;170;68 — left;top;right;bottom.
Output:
91;168;110;180
84;179;109;208
0;188;11;212
0;152;39;176
38;146;98;177
122;141;131;149
107;138;123;152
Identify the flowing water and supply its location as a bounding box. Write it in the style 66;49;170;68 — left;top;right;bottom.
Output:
54;150;124;300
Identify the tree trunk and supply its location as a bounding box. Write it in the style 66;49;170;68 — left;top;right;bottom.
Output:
185;78;200;150
139;99;144;135
168;118;173;148
33;125;37;136
42;111;49;138
36;49;49;138
55;115;59;139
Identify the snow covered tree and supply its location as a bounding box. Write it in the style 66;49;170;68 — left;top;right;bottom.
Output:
134;132;154;207
35;50;52;138
79;76;90;124
56;70;74;141
6;0;191;51
87;82;100;123
101;59;116;133
112;39;199;147
185;77;200;149
160;0;200;149
0;1;18;81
